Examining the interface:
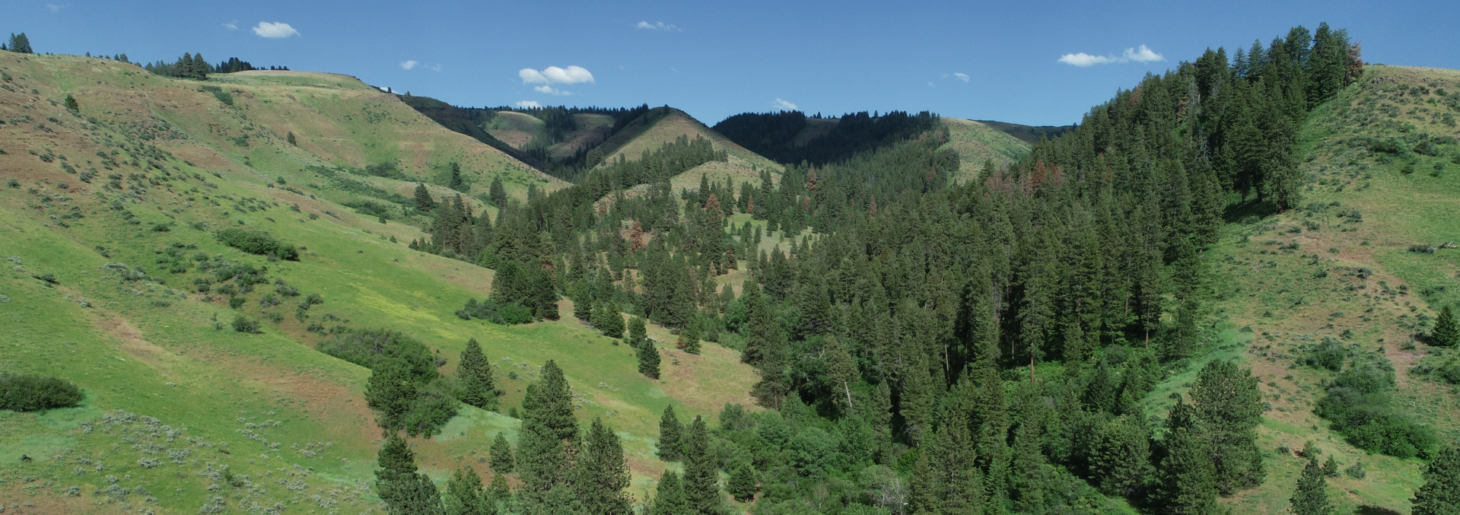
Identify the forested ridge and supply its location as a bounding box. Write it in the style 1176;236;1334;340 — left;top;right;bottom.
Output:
343;22;1460;515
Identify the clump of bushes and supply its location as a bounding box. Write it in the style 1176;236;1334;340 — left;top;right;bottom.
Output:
0;374;83;411
1315;353;1437;458
455;298;534;325
1301;337;1350;371
231;315;261;334
215;228;298;261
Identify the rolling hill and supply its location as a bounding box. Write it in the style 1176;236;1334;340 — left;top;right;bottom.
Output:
0;51;759;512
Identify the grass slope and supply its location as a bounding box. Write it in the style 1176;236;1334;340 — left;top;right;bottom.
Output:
1139;65;1460;515
598;107;781;174
0;52;757;512
938;117;1030;181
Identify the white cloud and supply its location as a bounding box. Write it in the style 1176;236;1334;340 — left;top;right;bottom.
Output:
1122;45;1164;63
252;21;299;39
223;20;238;30
636;21;683;32
424;63;442;72
515;100;542;108
46;3;66;13
400;60;418;70
772;98;798;111
519;66;594;85
534;85;571;96
1058;44;1165;67
953;72;970;82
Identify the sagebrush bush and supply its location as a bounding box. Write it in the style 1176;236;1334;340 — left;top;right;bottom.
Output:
0;374;83;411
214;228;298;261
231;315;261;334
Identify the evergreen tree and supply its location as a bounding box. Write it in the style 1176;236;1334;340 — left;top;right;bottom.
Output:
1190;360;1265;494
63;94;78;112
599;302;625;339
824;336;858;415
489;177;508;207
1433;305;1459;347
1158;426;1223;515
678;317;701;354
416;183;437;212
657;405;684;461
445;466;493;515
490;432;514;474
1090;415;1154;498
575;418;633;515
726;462;757;502
457;338;498;411
682;416;723;514
8;33;32;54
448;162;467;192
516;361;579;513
287;131;297;146
487;473;511;506
651;470;690;515
1413;446;1460;515
637;337;662;379
1291;456;1331;515
628;317;648;347
376;434;446;515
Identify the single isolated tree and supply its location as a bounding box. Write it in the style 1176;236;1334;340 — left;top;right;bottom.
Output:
1291;456;1331;515
64;94;79;112
1433;305;1459;347
657;405;684;461
637;337;661;379
415;183;436;212
456;338;498;411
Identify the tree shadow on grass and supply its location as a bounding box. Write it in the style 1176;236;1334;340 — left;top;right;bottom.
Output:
1223;197;1278;224
1355;506;1401;515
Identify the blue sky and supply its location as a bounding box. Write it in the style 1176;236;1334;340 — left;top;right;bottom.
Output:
6;0;1458;126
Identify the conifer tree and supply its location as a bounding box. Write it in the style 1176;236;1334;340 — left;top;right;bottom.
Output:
457;339;498;411
516;361;578;512
489;177;508;207
637;336;662;379
682;416;723;514
599;302;625;339
1413;446;1460;515
1433;305;1459;347
1189;360;1265;493
1090;415;1154;498
678;317;701;354
726;461;757;502
416;183;436;212
376;434;446;515
490;433;514;474
445;466;493;515
287;131;297;146
651;470;690;515
628;317;648;347
824;336;857;415
64;94;78;112
657;405;684;461
575;418;633;515
1158;426;1222;514
8;33;33;54
487;473;511;506
1291;456;1331;515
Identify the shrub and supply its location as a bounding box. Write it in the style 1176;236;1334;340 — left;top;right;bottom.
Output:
456;298;535;325
231;315;261;334
1315;356;1437;458
1302;337;1349;371
317;328;438;382
214;228;298;260
228;297;245;309
0;374;83;411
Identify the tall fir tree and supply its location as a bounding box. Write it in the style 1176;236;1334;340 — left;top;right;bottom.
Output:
376;434;446;515
416;183;436;212
1189;360;1265;494
457;339;498;411
490;433;514;474
637;337;662;379
657;405;684;461
1433;305;1459;347
366;359;419;434
1290;456;1331;515
651;470;690;515
681;416;723;514
575;418;633;515
516;361;579;514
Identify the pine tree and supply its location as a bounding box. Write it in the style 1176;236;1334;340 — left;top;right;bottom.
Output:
678;318;701;354
651;470;690;515
1158;426;1222;515
726;462;757;502
376;434;446;515
416;183;437;212
490;433;514;474
824;336;857;416
1291;456;1331;515
457;339;498;411
8;33;33;54
1433;305;1459;347
575;418;633;515
445;466;493;515
63;94;78;112
1190;359;1265;494
487;472;511;506
448;162;466;192
489;177;508;207
1090;415;1154;498
516;361;578;512
657;405;684;461
637;337;662;379
628;317;648;347
682;416;723;514
287;131;297;146
1413;446;1460;515
599;302;625;339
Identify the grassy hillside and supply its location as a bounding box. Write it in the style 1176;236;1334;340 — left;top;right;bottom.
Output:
0;52;758;512
1132;65;1460;514
974;119;1077;145
938;117;1030;181
597;107;781;175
